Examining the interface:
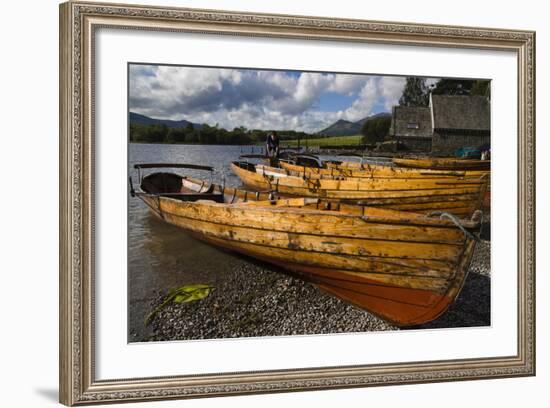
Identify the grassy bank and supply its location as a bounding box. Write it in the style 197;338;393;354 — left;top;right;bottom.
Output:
281;135;363;147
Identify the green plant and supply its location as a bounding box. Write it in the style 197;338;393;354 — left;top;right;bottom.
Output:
145;284;215;326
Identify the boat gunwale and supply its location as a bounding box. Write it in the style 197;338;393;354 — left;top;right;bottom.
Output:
135;188;481;230
271;162;489;180
278;159;489;178
240;162;489;188
150;197;468;249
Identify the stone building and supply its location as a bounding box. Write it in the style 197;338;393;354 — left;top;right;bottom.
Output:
389;106;432;152
430;94;491;155
389;94;491;155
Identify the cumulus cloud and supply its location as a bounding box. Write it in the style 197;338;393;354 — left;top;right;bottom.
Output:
340;78;379;121
378;77;407;110
129;65;407;133
328;74;368;95
335;77;406;122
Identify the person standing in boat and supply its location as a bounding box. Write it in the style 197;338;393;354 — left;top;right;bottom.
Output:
266;131;280;159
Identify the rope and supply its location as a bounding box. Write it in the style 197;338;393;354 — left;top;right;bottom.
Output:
427;211;480;242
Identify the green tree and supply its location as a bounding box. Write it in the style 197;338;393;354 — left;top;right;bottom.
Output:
198;124;217;144
399;77;429;107
376;117;391;140
129;124;145;142
186;131;199;143
431;79;473;96
230;127;251;144
138;124;168;143
237;134;252;144
166;127;186;143
184;122;194;133
361;116;391;144
215;128;229;144
250;129;267;143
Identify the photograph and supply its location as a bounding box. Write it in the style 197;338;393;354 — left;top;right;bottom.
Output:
57;1;536;405
127;64;492;343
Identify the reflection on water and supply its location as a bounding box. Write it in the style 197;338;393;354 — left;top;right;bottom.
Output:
128;143;254;342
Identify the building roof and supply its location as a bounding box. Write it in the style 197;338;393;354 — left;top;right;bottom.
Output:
390;106;432;138
431;94;490;131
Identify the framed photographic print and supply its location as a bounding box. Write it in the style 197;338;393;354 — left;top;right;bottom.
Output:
59;1;535;405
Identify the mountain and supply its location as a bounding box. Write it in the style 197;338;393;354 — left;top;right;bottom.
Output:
317;112;391;136
318;119;361;137
129;112;202;129
354;112;392;128
318;112;392;136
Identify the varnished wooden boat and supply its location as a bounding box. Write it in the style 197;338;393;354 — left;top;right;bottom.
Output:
279;159;491;210
393;157;490;170
131;163;482;327
279;159;489;180
231;161;488;218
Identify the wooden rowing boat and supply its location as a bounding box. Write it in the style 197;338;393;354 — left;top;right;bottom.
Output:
393;157;490;170
131;163;482;327
280;158;491;210
279;159;489;180
231;161;488;218
330;157;490;171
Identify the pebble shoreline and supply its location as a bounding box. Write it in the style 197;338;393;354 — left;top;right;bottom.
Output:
144;239;491;342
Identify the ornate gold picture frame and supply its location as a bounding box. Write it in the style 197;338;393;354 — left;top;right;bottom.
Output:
59;1;535;405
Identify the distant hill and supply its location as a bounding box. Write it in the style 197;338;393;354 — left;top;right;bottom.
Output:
318;119;360;137
129;112;202;129
354;112;392;128
318;112;391;136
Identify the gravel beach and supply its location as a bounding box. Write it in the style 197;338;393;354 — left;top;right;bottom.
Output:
144;239;491;342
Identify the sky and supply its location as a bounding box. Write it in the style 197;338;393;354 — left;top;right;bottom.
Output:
129;64;432;133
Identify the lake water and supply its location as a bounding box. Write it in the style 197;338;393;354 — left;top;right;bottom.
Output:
128;143;263;342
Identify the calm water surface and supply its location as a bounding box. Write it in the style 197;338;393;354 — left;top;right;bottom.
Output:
128;143;261;342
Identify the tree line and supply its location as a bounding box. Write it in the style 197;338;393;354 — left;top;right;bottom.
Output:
130;122;315;145
360;116;392;145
